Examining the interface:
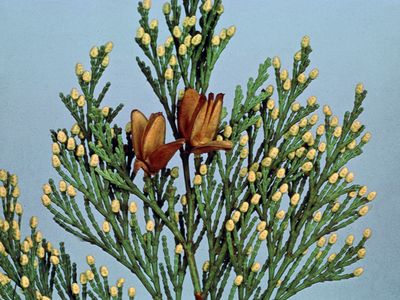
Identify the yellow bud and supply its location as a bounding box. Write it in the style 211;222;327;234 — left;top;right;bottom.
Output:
250;193;261;205
15;202;23;215
128;287;136;297
102;220;110;233
0;186;6;198
146;220;155;232
217;4;224;14
276;168;285;179
157;45;165;57
350;120;362;133
261;157;272;168
179;44;187;56
323;105;332;116
30;216;38;229
239;202;249;213
227;26;236;37
142;0;151;10
328;253;337;263
20;254;29;266
100;266;109;277
306;149;316;160
41;194;51;207
67;185;76;197
175;243;183;254
256;221;266;232
279;183;289;194
117;278;125;288
77;95;86;107
82;71;92;83
149;19;158;30
136;27;145;39
72;283;80;295
50;255;60;265
76;144;85;157
239;168;248;178
301;35;310;48
162;2;171;14
328;173;339;184
345;234;354;246
361;132;371;143
297;73;307;84
290;193;300;206
180;195;187;206
232;211;241;223
272;56;281;69
225;219;235;232
345;172;354;183
173;26;182;38
57;131;67;143
280;69;288;81
129;202;138;214
328;233;338;244
111;199;120;213
89;154;99;167
71;123;81;135
219;28;227;40
313;211;322;223
283;79;291;91
289;124;299;136
247;171;256;183
357;248;366;259
239;135;249;146
189;16;197;27
251;262;261;272
363;228;372;239
141;33;151;46
89;46;99;58
35;231;43;243
191;34;202;46
355;83;364;95
212;35;221;46
194;174;202;185
223;125;233;138
75;63;84;76
101;55;109;67
299;117;307;128
165;36;174;48
358;205;369;216
331;202;340;213
20;276;30;288
266;99;275;110
80;273;88;285
184;35;192;47
367;191;376;201
104;41;113;53
358;186;367;197
239;148;249;159
70;88;80;100
85;270;94;280
294;50;302;61
353;267;364;277
317;236;326;248
202;0;212;12
309;68;319;80
258;230;268;241
275;210;285;220
86;255;95;266
268;147;279;159
318;142;326;153
67;137;76;151
202;260;210;272
165;68;174;80
301;162;313;172
234;275;243;286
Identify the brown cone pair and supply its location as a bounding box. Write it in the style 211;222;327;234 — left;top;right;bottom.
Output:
131;88;233;175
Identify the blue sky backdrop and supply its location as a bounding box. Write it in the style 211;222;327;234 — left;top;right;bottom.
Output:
1;1;400;299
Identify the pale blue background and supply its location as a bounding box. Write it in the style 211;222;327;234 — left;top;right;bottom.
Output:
1;1;400;299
